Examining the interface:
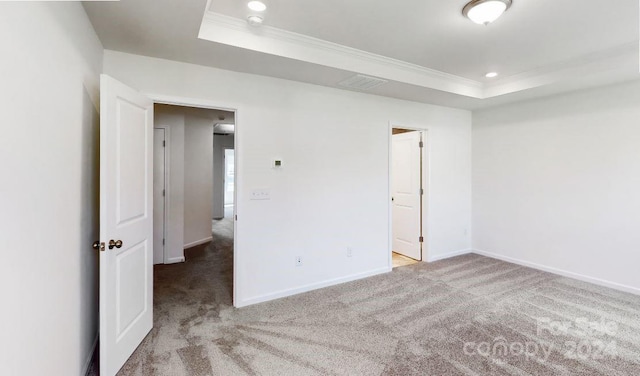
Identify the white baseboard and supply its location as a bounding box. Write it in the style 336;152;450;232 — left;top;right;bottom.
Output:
473;249;640;296
82;333;98;376
426;248;472;262
183;237;213;249
235;266;392;308
166;256;185;264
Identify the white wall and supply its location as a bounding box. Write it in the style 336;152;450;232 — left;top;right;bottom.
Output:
213;134;235;218
104;50;472;307
154;106;186;263
184;115;214;247
473;81;640;293
0;3;102;375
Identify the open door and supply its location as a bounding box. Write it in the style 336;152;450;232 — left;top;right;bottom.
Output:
392;131;422;260
153;128;166;265
99;75;154;376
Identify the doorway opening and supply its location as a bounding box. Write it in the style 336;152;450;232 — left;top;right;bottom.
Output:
213;122;236;221
224;148;235;209
98;76;243;375
390;126;427;268
152;103;236;302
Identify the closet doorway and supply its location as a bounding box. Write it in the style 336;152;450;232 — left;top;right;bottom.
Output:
390;127;427;267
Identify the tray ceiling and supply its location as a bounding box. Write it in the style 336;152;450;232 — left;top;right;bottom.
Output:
84;0;640;109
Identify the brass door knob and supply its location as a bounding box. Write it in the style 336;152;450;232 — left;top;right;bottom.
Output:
93;241;105;251
108;239;123;249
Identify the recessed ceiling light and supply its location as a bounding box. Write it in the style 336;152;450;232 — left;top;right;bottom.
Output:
248;1;267;12
463;0;512;25
485;72;498;78
247;15;264;26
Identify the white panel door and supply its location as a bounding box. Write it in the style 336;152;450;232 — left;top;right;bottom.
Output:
99;74;154;376
153;129;165;264
392;131;422;260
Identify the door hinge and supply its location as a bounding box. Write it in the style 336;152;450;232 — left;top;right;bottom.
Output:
163;189;165;197
419;141;424;148
163;238;165;245
420;188;424;195
163;140;166;147
235;215;238;221
419;236;424;243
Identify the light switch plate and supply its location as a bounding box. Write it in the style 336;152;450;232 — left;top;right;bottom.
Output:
250;189;271;200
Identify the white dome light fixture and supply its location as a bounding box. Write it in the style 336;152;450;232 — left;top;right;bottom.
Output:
248;1;267;12
485;72;498;78
463;0;512;25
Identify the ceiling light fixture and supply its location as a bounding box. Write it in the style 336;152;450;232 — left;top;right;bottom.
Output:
463;0;512;25
485;72;498;78
247;15;263;26
248;1;267;12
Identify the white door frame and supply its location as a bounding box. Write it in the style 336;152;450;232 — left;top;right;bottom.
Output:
153;125;170;264
146;93;240;307
388;122;429;268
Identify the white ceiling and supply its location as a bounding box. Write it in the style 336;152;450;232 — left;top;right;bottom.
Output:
83;0;640;110
212;0;637;81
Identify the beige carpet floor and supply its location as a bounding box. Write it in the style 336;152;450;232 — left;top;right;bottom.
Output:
95;217;640;375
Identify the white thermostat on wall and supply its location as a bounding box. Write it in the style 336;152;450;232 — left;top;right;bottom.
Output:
273;159;283;169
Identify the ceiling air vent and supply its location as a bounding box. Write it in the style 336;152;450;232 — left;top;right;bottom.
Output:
338;74;388;91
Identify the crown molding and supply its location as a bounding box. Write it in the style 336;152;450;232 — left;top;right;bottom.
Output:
199;11;484;98
198;10;639;100
484;42;639;98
